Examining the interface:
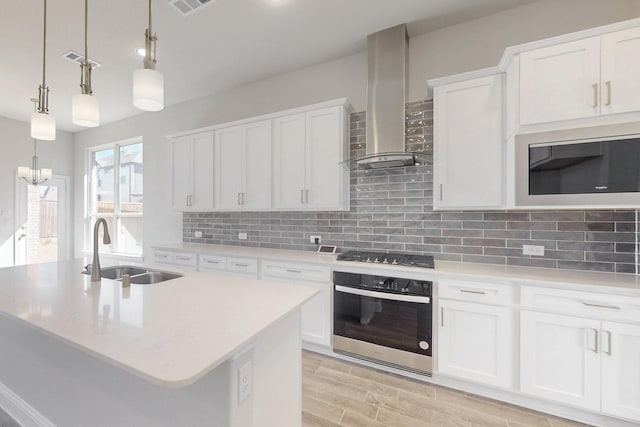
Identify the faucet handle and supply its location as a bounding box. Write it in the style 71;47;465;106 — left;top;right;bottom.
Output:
83;264;92;273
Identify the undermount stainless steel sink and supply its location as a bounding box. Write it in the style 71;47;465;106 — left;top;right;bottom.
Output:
82;265;183;284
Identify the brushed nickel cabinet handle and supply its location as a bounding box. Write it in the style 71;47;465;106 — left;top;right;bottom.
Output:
186;195;189;206
604;330;612;356
592;329;599;354
583;302;620;310
592;83;598;108
441;307;445;328
440;184;443;201
605;81;612;106
305;189;309;204
460;289;487;295
176;256;191;261
286;269;302;274
242;193;246;205
238;193;241;205
234;263;249;268
300;189;304;204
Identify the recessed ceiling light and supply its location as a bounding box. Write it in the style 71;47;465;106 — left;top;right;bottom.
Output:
135;47;146;57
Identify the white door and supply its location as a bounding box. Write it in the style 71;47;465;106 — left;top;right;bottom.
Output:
190;131;214;211
520;37;601;124
171;136;191;209
215;126;244;211
243;120;272;210
15;175;70;265
438;299;513;388
300;282;331;347
434;74;503;209
601;27;640;116
273;113;306;209
601;322;640;422
520;311;601;410
305;107;344;210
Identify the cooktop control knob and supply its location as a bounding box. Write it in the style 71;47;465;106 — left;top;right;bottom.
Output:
382;259;389;264
392;259;399;265
374;258;380;263
365;257;372;263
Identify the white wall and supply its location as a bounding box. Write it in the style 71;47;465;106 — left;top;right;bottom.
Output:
72;0;640;259
409;0;640;100
72;53;366;259
0;117;74;267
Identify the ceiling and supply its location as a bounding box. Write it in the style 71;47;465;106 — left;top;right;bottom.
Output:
0;0;536;132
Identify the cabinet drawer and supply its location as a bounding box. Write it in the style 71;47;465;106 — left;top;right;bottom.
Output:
438;279;513;305
521;286;640;324
172;252;197;267
199;254;227;272
262;261;329;283
227;258;258;274
152;250;174;264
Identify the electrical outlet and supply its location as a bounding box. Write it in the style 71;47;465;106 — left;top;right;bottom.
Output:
238;361;252;404
238;232;248;240
310;235;321;244
523;245;545;256
194;231;203;238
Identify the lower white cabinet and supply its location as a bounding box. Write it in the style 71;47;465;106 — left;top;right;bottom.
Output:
261;261;331;347
520;311;640;422
438;299;513;389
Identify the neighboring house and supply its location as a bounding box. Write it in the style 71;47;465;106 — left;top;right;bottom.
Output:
94;148;143;205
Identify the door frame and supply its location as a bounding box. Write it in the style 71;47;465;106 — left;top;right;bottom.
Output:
14;174;71;265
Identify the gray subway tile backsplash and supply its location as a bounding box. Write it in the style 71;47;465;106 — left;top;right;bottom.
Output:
184;100;640;275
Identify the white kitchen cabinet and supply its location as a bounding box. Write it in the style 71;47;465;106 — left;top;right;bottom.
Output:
433;74;504;210
214;120;271;211
600;322;640;422
520;27;640;125
261;261;331;347
520;310;601;410
273;106;348;211
437;288;513;389
171;131;214;211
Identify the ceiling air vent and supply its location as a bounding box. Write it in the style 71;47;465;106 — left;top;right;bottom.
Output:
62;50;101;68
168;0;217;16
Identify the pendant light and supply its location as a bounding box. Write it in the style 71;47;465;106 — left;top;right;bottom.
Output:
31;0;56;141
133;0;164;111
18;139;52;186
72;0;99;127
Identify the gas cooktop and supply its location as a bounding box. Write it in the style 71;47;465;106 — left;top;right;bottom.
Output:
337;250;435;269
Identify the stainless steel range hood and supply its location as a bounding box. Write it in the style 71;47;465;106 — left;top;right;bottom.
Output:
343;24;431;170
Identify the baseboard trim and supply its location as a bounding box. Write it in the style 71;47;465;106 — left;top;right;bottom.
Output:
0;382;55;427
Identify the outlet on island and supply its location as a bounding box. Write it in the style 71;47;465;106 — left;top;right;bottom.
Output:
238;232;248;240
310;235;321;245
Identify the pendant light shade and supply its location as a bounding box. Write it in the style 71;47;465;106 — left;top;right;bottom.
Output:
133;68;164;111
72;0;99;127
31;0;56;140
72;93;100;127
31;111;56;141
133;0;164;112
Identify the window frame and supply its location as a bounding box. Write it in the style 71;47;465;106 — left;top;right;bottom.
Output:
85;136;143;258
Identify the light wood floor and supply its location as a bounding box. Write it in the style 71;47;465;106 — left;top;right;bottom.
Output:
302;351;590;427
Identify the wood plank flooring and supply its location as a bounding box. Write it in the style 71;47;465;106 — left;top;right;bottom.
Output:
302;351;590;427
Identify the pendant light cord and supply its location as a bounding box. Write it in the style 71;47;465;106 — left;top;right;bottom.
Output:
148;0;152;37
42;0;47;88
84;0;88;65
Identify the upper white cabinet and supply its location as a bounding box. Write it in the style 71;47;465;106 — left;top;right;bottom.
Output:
433;74;504;210
214;120;272;211
171;131;214;211
273;106;349;211
169;98;350;212
520;27;640;125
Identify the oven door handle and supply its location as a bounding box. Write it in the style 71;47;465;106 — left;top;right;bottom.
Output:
335;285;430;304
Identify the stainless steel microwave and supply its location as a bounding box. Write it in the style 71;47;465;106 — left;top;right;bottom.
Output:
515;122;640;207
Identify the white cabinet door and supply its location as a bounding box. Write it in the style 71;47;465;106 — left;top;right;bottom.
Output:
171;136;191;210
190;132;214;210
520;311;601;411
243;120;272;210
601;322;640;422
171;132;213;211
433;74;503;209
299;281;331;347
438;299;513;389
273;113;306;209
601;27;640;116
520;37;601;124
214;126;244;211
305;107;345;210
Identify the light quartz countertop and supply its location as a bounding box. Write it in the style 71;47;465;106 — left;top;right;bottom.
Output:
154;243;640;295
0;259;318;387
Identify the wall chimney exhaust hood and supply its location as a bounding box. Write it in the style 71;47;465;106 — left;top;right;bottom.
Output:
343;24;431;170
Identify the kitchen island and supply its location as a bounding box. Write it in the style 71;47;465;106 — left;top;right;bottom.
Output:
0;259;317;427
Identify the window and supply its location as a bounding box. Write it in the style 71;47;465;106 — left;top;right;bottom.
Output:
86;138;143;256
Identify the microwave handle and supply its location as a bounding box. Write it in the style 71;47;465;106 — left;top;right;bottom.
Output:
335;285;430;304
